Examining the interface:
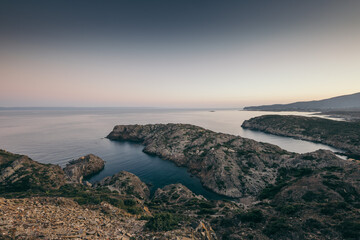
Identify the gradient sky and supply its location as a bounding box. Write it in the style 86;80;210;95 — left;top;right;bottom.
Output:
1;0;360;107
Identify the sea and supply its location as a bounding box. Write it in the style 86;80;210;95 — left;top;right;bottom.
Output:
0;108;344;199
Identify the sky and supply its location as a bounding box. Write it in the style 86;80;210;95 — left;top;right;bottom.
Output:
0;0;360;108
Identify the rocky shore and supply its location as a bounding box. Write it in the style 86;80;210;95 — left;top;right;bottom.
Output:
242;115;360;158
1;121;360;239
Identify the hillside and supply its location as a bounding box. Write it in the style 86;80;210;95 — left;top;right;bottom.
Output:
244;92;360;111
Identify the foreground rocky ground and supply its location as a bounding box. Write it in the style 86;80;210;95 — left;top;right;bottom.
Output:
1;122;360;239
242;115;360;159
0;197;144;239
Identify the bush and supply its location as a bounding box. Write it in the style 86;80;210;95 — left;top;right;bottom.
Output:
277;204;301;215
145;213;180;231
237;209;264;223
320;202;348;215
304;218;323;230
124;199;136;206
263;218;292;237
337;219;360;239
302;191;327;202
259;182;287;200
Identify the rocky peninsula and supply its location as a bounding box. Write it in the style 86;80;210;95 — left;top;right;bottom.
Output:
242;115;360;158
107;124;355;198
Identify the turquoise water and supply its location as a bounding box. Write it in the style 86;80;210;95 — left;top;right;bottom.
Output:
0;108;343;199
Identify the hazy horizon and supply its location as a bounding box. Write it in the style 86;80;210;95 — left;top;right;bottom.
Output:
1;1;359;108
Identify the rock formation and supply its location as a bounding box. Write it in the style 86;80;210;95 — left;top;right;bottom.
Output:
153;183;206;204
64;154;105;184
94;171;150;200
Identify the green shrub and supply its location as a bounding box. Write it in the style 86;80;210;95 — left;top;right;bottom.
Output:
263;218;293;237
304;218;323;230
145;213;180;231
337;219;360;239
124;199;136;206
277;204;301;215
302;191;327;202
237;209;264;223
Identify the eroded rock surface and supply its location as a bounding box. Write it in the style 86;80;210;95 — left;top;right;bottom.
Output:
64;154;105;184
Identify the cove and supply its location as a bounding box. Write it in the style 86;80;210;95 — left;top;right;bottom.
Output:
88;139;227;200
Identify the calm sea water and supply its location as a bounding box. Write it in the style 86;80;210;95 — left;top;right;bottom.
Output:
0;108;343;199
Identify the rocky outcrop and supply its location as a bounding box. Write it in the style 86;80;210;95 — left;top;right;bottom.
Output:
94;171;150;200
64;154;105;184
242;115;360;158
107;124;356;199
153;183;206;204
0;149;66;193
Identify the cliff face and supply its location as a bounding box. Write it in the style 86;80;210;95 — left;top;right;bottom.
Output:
63;154;105;184
242;115;360;158
107;124;354;199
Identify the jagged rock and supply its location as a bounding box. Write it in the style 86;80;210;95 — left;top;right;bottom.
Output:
64;154;105;184
0;149;66;193
94;171;149;200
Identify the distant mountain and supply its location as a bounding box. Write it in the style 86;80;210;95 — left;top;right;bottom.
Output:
244;92;360;111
